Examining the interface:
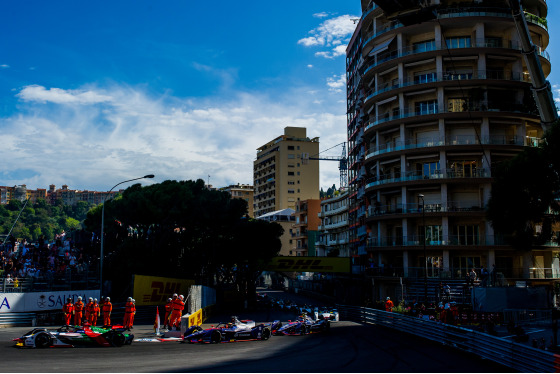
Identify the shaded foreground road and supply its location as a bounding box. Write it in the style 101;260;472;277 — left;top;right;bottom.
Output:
0;320;513;372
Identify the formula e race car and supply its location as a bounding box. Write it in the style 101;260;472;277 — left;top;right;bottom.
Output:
14;325;134;348
314;307;339;322
183;316;281;344
274;313;330;336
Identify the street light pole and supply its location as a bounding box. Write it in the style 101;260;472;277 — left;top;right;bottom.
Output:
100;174;154;295
418;194;427;303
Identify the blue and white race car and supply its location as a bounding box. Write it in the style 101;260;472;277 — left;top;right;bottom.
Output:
274;313;330;336
183;316;281;344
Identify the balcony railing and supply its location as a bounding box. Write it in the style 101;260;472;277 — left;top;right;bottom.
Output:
363;265;560;281
365;234;509;248
365;168;490;189
367;201;483;217
363;70;529;106
365;102;538;131
366;135;528;159
362;38;526;77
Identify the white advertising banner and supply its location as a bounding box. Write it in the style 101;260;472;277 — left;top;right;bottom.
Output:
0;290;101;313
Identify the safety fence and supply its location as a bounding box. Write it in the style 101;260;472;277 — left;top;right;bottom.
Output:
0;312;36;327
337;305;560;373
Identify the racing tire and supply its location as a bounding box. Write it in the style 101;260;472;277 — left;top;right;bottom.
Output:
108;332;126;347
261;327;271;341
301;325;308;335
34;332;52;348
210;330;222;344
323;321;331;333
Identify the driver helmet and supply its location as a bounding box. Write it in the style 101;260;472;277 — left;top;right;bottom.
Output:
167;298;172;302
127;297;132;302
78;296;82;300
106;297;110;301
94;298;98;303
67;297;72;302
386;297;390;300
88;297;93;301
179;295;184;300
172;293;178;298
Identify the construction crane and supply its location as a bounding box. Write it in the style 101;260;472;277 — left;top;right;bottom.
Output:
302;142;348;190
371;0;558;130
508;0;557;130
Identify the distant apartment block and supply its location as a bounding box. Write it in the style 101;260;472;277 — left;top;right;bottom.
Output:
292;199;321;256
316;191;349;257
220;184;254;218
0;184;120;206
253;127;320;218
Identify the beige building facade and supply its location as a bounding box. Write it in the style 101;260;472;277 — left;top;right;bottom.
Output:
253;127;320;218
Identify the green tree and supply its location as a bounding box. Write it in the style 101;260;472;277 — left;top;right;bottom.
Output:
487;121;560;274
84;179;283;298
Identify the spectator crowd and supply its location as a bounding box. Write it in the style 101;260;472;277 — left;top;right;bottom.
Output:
0;232;95;290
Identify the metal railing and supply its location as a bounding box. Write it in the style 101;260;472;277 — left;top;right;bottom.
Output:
0;313;36;327
337;305;560;372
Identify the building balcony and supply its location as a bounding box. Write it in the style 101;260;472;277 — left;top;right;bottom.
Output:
362;7;549;58
319;220;349;231
362;70;530;112
365;168;490;190
318;204;348;218
366;201;484;219
361;38;549;80
365;134;535;161
366;234;510;248
364;103;538;135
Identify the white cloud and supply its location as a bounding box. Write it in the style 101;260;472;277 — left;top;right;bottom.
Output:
313;12;329;18
298;14;358;59
327;74;346;93
2;83;346;191
17;85;113;105
0;64;9;69
307;64;314;69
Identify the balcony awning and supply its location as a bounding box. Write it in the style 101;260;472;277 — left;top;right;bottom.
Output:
368;36;395;57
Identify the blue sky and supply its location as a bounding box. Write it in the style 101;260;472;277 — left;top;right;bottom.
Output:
1;1;559;192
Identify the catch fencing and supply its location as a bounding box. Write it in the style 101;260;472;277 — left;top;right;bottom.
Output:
338;304;560;373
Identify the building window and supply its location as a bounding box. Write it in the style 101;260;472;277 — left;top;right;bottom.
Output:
413;39;436;53
414;72;436;84
485;37;502;48
415;100;438;115
288;172;295;176
420;225;443;245
288;154;295;159
445;36;471;49
288;146;295;150
288;189;295;194
448;98;469;112
419;161;440;178
288;181;295;185
449;160;478;177
453;225;480;245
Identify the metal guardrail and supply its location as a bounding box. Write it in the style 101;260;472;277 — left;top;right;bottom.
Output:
338;305;560;373
0;313;36;327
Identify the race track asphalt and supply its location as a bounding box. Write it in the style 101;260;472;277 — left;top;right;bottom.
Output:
0;321;514;372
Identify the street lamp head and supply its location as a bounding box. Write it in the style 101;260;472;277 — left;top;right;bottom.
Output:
418;194;424;198
143;174;155;179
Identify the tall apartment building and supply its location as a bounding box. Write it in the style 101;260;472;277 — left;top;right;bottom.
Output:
220;184;254;217
348;1;551;281
253;127;320;218
292;199;321;256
